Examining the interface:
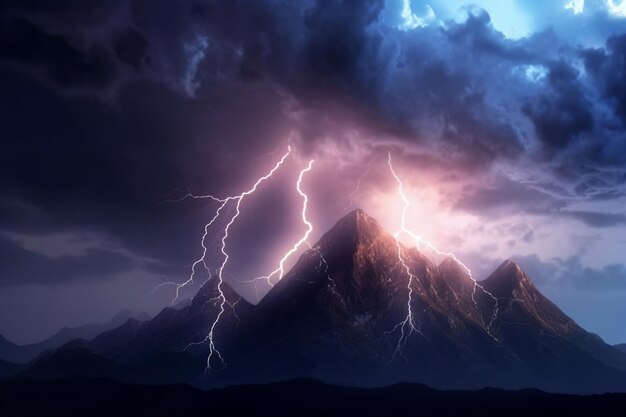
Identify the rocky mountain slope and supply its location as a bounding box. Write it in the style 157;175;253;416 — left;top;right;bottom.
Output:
15;210;626;393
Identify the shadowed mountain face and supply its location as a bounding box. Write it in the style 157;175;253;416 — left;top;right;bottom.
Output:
15;210;626;393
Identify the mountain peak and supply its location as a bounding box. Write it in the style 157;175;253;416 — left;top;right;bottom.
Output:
497;259;531;282
340;208;381;230
439;256;466;273
316;208;385;249
482;259;535;298
499;259;522;272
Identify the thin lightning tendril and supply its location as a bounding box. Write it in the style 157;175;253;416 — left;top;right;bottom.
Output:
171;148;317;373
344;160;373;212
386;153;500;345
247;160;315;289
307;242;345;306
176;148;293;372
386;153;424;360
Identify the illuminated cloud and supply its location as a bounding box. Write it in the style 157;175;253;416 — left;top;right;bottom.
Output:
182;34;209;96
565;0;585;15
384;0;436;30
607;0;626;17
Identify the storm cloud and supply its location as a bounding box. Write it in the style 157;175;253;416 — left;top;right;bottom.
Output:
1;0;625;343
0;234;136;285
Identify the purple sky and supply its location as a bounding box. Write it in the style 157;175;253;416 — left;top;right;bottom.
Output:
1;0;626;345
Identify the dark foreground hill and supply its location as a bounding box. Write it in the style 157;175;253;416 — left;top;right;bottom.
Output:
0;358;25;378
0;377;625;417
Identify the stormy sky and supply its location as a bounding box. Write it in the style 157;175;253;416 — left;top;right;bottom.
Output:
1;0;626;345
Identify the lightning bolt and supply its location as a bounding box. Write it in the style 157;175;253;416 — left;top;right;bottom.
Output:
162;147;290;373
344;160;373;212
247;160;315;289
164;147;317;373
386;153;500;355
307;242;346;307
386;153;424;360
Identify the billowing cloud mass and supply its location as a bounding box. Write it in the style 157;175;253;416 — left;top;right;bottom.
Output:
0;0;625;344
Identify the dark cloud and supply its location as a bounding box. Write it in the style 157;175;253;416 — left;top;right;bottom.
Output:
0;0;625;292
0;18;117;89
558;210;626;228
514;253;626;291
1;0;123;22
445;10;532;61
0;234;135;286
454;174;626;228
522;60;594;151
454;175;626;228
0;0;621;172
297;0;384;93
584;33;626;125
454;177;566;214
112;28;149;70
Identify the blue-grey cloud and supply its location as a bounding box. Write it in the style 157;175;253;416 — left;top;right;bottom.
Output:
0;234;135;286
514;253;626;291
558;210;626;227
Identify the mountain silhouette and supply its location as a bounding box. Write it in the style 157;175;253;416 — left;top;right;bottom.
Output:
2;378;626;417
0;310;150;364
0;357;26;378
15;209;626;393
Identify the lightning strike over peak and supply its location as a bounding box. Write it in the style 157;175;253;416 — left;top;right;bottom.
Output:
165;147;293;373
307;242;346;307
202;156;315;371
164;146;319;373
386;152;501;343
386;153;424;360
249;160;315;288
344;160;373;212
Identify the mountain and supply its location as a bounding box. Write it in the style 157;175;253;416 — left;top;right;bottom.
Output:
15;210;626;393
0;357;26;378
616;344;626;354
0;310;151;363
2;378;626;417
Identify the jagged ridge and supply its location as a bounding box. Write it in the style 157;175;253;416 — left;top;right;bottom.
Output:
14;209;626;393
